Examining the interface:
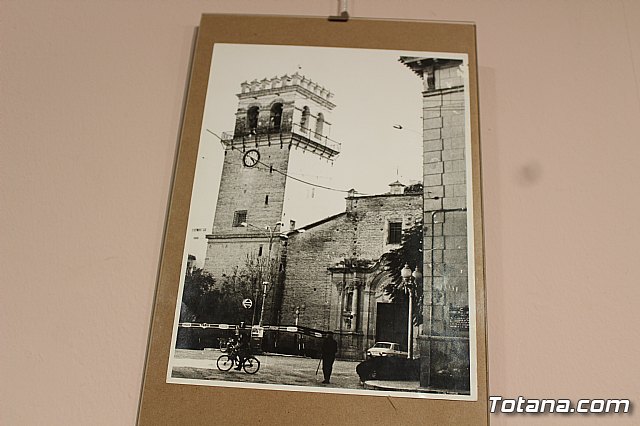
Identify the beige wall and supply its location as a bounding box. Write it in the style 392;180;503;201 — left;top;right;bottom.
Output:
2;1;639;425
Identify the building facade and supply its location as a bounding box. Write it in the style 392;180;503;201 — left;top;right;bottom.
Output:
400;57;471;392
281;184;422;360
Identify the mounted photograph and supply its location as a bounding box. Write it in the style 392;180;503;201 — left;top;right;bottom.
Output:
166;42;478;400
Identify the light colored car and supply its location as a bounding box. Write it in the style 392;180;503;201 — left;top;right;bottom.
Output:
366;342;407;358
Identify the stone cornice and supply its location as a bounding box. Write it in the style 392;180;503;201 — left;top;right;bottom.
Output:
423;85;465;97
238;85;336;110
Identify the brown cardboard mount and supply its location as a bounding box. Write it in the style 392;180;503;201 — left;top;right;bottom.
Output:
138;14;488;425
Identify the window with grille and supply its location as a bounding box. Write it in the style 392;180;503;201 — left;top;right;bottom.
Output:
388;221;402;244
233;210;247;227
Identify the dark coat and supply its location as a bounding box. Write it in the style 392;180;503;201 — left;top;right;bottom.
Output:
321;336;338;359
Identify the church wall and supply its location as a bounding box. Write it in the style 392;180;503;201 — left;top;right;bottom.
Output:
349;194;422;262
203;236;276;280
280;193;423;359
281;214;355;330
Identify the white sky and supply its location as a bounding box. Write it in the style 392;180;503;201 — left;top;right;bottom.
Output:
187;43;466;262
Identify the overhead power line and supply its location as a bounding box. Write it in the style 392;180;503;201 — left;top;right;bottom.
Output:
205;129;369;195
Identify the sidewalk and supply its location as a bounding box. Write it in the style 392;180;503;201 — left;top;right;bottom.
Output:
172;349;468;395
171;349;363;389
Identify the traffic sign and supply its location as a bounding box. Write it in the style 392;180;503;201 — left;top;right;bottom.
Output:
242;298;253;309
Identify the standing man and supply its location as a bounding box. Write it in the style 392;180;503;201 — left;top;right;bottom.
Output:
321;332;338;384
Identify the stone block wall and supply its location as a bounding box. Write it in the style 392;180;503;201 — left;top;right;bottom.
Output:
423;67;466;213
348;194;422;260
280;213;355;329
210;145;290;240
203;236;276;279
280;192;423;359
281;193;423;330
419;61;471;391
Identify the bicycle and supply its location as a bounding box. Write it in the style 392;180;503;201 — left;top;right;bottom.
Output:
217;350;260;374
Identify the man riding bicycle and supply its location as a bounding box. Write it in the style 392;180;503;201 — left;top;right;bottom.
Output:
232;333;250;370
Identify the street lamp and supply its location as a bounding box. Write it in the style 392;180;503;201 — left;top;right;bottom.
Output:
401;263;422;359
240;221;284;326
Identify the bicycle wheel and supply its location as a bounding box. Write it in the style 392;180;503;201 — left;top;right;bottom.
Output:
242;356;260;374
217;355;234;371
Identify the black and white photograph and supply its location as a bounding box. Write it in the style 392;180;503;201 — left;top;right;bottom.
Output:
167;43;477;400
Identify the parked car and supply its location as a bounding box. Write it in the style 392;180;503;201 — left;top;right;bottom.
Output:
365;342;407;358
356;356;420;382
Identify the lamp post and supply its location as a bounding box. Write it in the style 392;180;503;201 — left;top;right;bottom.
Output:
401;263;422;359
241;221;284;327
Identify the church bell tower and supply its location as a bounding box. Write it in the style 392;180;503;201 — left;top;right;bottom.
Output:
203;73;341;280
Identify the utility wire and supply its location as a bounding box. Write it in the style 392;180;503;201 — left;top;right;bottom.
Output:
206;129;369;195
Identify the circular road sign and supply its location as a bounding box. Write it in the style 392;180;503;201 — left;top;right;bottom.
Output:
242;298;253;309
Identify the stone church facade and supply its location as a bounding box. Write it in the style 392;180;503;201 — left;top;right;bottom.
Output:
280;184;422;360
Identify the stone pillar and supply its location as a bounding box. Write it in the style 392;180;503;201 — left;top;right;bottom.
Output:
400;57;471;393
351;286;359;319
361;287;374;347
335;282;344;331
426;63;470;393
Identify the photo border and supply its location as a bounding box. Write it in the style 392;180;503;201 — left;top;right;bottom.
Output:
139;14;487;425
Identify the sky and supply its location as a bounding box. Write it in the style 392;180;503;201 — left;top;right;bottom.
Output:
186;43;467;263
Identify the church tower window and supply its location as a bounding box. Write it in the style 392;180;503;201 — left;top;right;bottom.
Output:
247;106;259;134
300;106;310;131
315;112;324;137
270;103;283;130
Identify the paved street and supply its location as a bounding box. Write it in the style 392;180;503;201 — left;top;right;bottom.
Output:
170;349;364;390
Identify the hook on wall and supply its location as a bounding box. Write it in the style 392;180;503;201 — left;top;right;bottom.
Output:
328;0;350;22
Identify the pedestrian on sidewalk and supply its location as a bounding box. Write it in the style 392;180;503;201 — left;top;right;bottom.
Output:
321;332;338;384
